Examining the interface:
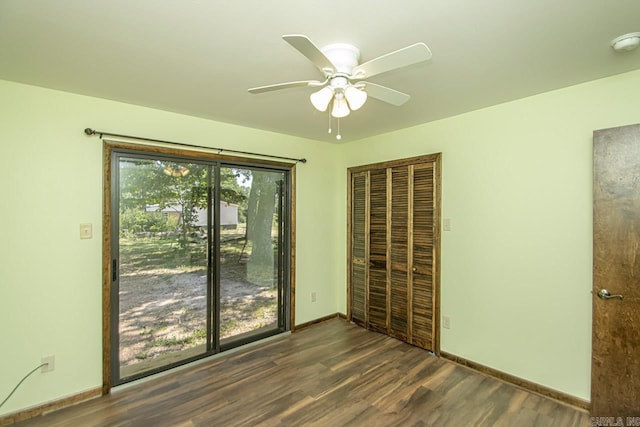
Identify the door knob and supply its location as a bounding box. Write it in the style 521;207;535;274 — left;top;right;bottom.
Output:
597;289;624;300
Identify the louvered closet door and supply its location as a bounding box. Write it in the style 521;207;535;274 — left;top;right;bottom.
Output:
410;163;436;351
348;153;440;354
350;172;368;326
368;168;388;333
389;166;409;341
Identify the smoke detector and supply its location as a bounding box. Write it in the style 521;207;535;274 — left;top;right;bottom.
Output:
611;32;640;52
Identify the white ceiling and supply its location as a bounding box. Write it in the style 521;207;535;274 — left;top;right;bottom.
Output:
1;1;639;143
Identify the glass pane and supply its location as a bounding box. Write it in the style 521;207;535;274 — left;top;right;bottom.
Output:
219;167;284;343
117;157;211;380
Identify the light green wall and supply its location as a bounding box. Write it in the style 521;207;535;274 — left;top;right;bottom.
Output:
340;69;640;400
0;80;342;415
2;69;639;415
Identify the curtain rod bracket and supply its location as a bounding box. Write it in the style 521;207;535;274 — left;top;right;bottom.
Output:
83;127;307;164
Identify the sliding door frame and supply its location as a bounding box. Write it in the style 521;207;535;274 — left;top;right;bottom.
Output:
102;140;296;393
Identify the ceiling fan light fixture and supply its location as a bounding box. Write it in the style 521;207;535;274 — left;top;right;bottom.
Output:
310;86;334;112
331;93;350;118
344;86;367;111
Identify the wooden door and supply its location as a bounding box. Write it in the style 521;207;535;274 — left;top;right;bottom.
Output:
348;154;441;353
410;163;437;351
592;124;640;416
349;172;368;327
368;168;388;333
389;165;409;341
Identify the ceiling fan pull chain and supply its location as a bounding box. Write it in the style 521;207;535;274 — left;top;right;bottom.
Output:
336;118;342;140
328;111;332;134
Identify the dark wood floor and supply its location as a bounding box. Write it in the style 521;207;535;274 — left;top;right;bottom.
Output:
14;318;589;426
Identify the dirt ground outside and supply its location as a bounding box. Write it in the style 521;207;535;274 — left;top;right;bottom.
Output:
118;235;277;367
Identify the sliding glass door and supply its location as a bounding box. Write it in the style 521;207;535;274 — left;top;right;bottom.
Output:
110;150;289;384
219;167;286;345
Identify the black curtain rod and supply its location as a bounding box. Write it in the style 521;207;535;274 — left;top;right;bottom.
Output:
84;128;307;164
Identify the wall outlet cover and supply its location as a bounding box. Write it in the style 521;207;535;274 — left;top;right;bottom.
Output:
443;316;451;329
41;355;55;373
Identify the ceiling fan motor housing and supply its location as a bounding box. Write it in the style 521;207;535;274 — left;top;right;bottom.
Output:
321;43;361;75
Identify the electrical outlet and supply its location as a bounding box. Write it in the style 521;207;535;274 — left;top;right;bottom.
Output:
443;316;451;330
311;292;317;303
41;355;55;373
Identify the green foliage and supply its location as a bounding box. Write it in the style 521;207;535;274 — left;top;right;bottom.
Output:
192;328;207;340
220;168;250;205
119;237;207;273
118;160;253;246
120;208;170;237
220;319;239;337
150;329;207;348
120;159;209;243
151;336;192;347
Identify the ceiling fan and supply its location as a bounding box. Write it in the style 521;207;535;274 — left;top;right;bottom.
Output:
248;34;432;139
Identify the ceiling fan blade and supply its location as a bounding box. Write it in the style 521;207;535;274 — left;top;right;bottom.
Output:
283;34;336;74
353;43;432;80
248;80;323;94
362;82;411;106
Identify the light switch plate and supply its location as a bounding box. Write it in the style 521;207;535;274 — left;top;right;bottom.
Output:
80;223;92;239
443;218;452;231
